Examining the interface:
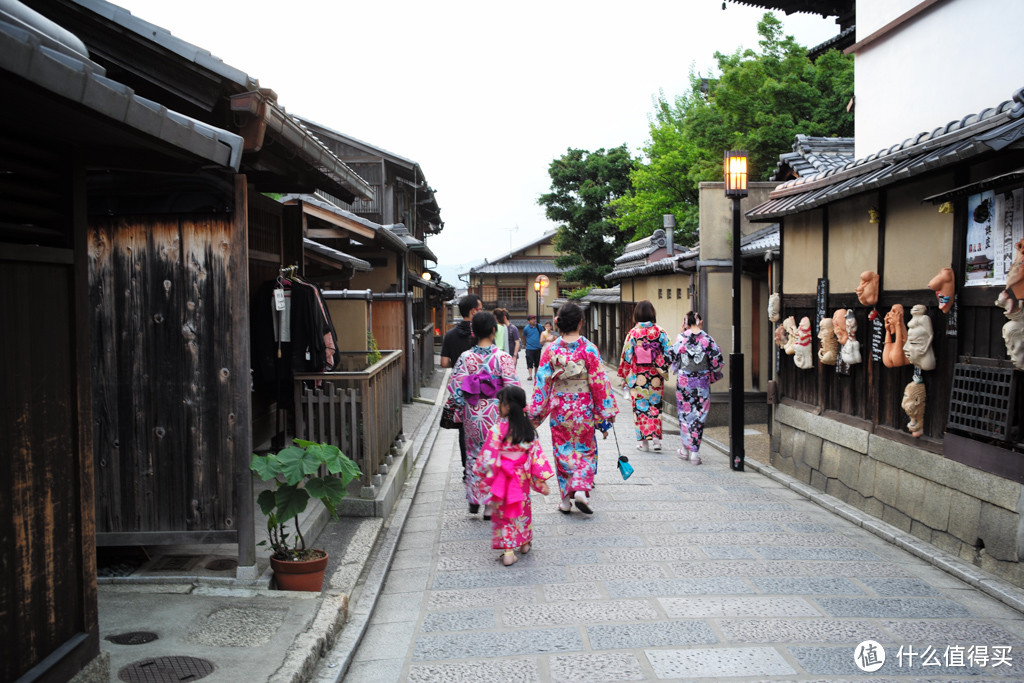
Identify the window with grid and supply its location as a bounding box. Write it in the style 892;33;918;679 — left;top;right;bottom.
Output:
498;286;527;308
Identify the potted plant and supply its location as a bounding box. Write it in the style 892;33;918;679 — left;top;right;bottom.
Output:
250;439;361;591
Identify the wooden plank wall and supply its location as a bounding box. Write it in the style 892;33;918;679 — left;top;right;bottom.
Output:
372;299;407;378
90;211;249;540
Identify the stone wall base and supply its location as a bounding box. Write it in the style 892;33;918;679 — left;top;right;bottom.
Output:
772;403;1024;589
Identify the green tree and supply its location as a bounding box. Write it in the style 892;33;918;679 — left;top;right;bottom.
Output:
538;145;634;285
613;13;854;242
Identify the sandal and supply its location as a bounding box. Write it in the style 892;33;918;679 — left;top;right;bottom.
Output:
558;497;572;514
502;550;518;566
520;543;531;554
573;490;593;515
651;440;662;452
676;448;690;460
689;455;702;466
636;442;649;451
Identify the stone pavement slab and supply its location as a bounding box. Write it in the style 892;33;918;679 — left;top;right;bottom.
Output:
323;361;1024;681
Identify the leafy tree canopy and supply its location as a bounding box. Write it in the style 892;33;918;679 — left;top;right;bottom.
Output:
538;145;634;285
612;13;854;243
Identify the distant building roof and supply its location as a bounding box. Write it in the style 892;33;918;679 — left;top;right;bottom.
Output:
278;193;407;253
470;259;565;276
740;224;780;257
771;135;855;181
302;238;371;272
606;229;697;281
748;85;1024;222
582;286;620;305
469;230;558;272
386;224;437;262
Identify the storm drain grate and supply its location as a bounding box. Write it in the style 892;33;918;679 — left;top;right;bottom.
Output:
204;559;236;572
151;556;196;571
119;656;214;682
106;631;158;645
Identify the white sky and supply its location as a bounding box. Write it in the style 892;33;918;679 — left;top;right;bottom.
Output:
116;0;839;285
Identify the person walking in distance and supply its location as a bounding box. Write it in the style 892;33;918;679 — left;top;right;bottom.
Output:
522;314;542;382
441;294;482;506
528;302;618;514
447;312;519;516
669;311;724;465
617;300;672;452
472;385;554;566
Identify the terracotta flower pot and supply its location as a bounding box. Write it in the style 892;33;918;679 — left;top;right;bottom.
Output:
270;551;328;591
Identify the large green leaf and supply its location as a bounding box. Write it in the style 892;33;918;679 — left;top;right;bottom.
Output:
250;453;281;481
322;445;362;484
256;489;278;516
274;485;309;524
306;476;347;518
276;445;318;485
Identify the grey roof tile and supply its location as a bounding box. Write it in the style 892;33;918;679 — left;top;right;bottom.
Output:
470;259;564;275
748;84;1024;221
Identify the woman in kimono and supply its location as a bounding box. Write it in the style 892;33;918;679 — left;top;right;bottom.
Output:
448;311;520;516
617;300;672;452
669;311;724;465
529;302;618;514
473;385;554;566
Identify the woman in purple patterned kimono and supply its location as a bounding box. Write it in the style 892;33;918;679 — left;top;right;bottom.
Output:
529;302;618;515
668;311;724;465
448;312;520;515
473;386;554;566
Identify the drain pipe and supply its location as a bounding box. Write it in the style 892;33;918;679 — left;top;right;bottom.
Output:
663;214;675;256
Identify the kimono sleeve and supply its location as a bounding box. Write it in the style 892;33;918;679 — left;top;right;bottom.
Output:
528;344;556;425
447;351;469;410
707;334;726;384
668;333;684;375
655;328;672;373
471;423;504;504
498;351;521;390
584;341;619;427
527;439;554;491
617;328;635;379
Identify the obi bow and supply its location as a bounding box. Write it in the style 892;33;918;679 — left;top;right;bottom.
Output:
460;371;502;406
490;452;528;516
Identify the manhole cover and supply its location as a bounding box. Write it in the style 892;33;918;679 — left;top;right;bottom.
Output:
205;559;236;572
118;656;214;682
106;631;159;645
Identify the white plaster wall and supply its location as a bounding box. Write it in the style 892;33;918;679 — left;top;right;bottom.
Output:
854;0;1024;158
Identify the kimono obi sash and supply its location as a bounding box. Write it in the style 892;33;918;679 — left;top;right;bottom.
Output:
553;378;589;393
490;425;530;515
552;355;588;393
460;351;505;406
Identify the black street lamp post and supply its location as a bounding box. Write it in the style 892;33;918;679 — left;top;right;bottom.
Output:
725;150;748;472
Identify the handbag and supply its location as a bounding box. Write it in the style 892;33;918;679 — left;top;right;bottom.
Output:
439;397;459;430
616;455;634;480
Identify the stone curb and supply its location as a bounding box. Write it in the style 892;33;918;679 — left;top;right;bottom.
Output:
309;370;449;682
704;435;1024;616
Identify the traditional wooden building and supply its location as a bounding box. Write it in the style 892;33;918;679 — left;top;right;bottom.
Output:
748;0;1024;585
0;2;246;679
24;0;395;578
467;230;570;327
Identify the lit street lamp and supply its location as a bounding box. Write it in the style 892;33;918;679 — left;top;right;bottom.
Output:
725;150;748;472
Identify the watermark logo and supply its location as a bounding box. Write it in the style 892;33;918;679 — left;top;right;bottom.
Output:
855;640;886;672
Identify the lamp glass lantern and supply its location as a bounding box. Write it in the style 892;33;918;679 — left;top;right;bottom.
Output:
724;150;749;198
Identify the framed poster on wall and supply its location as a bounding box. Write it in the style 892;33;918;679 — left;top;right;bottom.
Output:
965;188;1024;286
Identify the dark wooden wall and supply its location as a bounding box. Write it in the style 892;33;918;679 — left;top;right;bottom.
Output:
90;196;251;544
1;137;98;681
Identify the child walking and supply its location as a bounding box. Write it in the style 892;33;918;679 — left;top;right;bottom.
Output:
472;386;555;566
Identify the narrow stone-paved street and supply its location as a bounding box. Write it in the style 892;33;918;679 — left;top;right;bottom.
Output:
340;363;1024;681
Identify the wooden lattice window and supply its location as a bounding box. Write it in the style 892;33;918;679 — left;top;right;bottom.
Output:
947;363;1018;442
497;287;527;308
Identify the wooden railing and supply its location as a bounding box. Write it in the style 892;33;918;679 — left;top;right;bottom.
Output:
293;350;403;495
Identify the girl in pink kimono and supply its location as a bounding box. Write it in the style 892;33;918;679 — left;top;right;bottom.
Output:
529;302;618;515
473;386;554;566
448;312;520;516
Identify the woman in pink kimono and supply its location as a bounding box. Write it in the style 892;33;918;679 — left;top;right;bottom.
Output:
473;386;554;566
448;312;520;516
529;302;618;515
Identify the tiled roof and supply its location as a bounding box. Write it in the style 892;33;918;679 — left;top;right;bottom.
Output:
0;12;242;169
771;135;855;181
748;85;1024;222
604;250;700;282
807;25;856;60
470;230;558;271
613;229;669;265
278;193;407;253
386;225;437;262
582;286;620;304
470;259;564;276
740;224;780;256
302;238;371;272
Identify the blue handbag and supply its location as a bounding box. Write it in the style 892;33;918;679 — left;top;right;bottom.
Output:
617;455;634;480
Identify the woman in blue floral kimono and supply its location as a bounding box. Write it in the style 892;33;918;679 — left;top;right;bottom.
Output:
528;302;618;514
617;300;672;452
668;311;724;465
448;312;520;515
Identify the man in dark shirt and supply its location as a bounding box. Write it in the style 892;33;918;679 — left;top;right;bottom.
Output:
440;294;482;509
522;314;542;381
